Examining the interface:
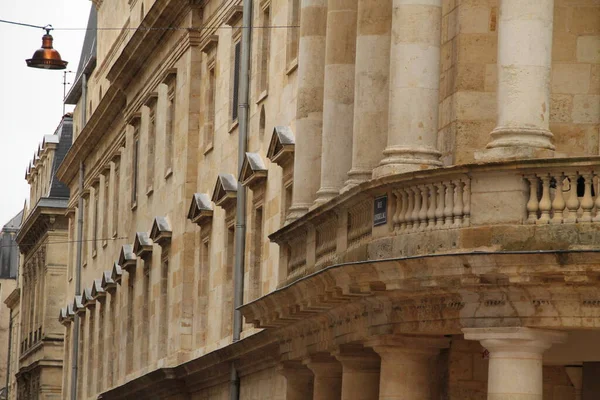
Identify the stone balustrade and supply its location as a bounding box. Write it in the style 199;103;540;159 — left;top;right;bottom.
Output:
392;177;470;232
272;157;600;287
525;169;600;225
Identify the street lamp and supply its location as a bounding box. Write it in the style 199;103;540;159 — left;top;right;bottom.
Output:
26;25;68;70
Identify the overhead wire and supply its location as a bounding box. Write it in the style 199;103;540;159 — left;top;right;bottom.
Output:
0;236;129;249
0;18;298;32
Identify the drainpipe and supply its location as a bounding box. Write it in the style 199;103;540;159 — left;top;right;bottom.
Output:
231;0;252;398
70;161;85;400
5;309;12;398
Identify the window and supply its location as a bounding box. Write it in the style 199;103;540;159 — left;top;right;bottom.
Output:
126;273;135;373
146;99;157;194
102;174;109;245
82;195;89;264
112;159;120;237
68;214;75;280
195;233;210;347
109;292;118;386
204;62;216;152
78;316;85;394
142;261;150;365
258;4;271;95
259;106;266;139
284;182;293;219
93;186;99;254
232;41;241;122
97;303;105;393
251;206;263;301
221;223;235;337
131;132;139;207
165;78;176;176
87;310;95;397
287;0;300;69
159;255;169;358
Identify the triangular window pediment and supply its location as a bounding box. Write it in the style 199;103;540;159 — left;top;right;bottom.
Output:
187;193;214;227
133;232;153;258
150;216;172;246
267;126;295;167
240;152;268;188
211;174;238;210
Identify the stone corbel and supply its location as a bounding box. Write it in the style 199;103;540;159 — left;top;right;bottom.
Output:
224;5;243;27
200;35;219;54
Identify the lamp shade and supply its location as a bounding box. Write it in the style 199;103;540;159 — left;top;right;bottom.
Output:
26;32;68;70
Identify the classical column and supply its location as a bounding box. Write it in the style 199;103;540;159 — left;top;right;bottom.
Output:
368;335;449;400
288;0;328;221
565;366;582;400
304;354;342;400
373;0;443;179
463;327;568;400
334;346;380;400
314;0;358;206
479;0;555;160
279;361;315;400
343;0;392;191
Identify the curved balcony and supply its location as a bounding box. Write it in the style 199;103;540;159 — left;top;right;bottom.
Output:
271;157;600;288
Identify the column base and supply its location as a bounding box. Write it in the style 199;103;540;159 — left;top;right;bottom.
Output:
341;168;372;194
312;187;340;209
476;127;555;161
372;147;442;179
285;204;311;224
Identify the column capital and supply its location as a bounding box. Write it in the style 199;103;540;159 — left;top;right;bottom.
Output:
463;327;567;354
365;334;450;358
278;360;314;379
303;353;342;377
332;345;380;371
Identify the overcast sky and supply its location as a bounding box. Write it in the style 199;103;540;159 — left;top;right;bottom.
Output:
0;0;91;227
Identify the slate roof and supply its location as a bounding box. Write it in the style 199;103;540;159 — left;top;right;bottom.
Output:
47;116;73;199
65;5;97;104
2;211;23;232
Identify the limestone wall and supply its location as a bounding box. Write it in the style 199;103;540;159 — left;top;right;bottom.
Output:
439;0;600;164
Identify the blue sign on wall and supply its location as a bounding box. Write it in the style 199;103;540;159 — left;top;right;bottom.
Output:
373;195;388;226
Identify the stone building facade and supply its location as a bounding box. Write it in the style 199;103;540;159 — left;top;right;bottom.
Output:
0;211;22;398
5;115;73;400
54;0;599;399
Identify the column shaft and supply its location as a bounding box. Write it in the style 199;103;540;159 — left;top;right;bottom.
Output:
483;0;555;159
305;355;343;400
344;0;392;190
336;348;380;400
279;361;315;400
288;0;328;221
464;327;567;400
374;0;442;178
314;0;358;205
368;336;449;400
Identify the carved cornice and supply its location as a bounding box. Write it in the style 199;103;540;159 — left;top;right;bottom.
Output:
240;250;600;333
56;85;127;186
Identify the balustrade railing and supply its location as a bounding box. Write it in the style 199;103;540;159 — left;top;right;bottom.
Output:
392;177;470;231
525;170;600;224
274;158;600;287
